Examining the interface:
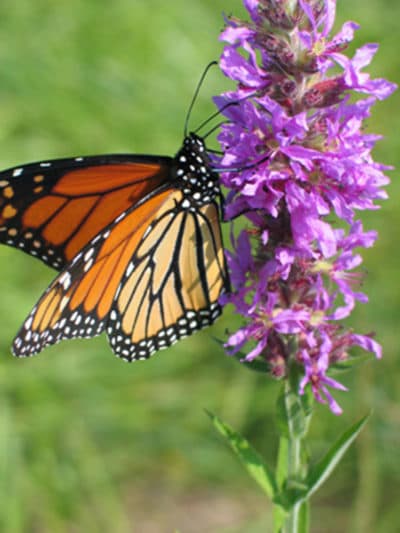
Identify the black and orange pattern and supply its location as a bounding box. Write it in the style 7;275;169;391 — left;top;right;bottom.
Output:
0;154;170;269
1;134;229;360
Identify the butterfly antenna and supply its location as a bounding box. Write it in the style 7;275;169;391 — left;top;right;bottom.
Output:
193;101;238;135
202;120;231;140
193;90;258;136
184;61;218;138
212;154;270;173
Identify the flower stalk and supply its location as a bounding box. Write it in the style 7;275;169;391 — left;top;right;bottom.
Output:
280;375;309;532
209;1;396;532
215;0;396;414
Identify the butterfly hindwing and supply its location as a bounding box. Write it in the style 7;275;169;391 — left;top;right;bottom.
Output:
107;198;229;360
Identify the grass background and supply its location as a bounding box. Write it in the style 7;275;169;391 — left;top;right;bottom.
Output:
0;1;398;531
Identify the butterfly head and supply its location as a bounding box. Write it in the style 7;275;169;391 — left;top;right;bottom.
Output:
174;133;220;205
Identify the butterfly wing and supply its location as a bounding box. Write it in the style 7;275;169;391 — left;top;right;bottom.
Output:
12;188;229;359
107;197;229;360
0;154;172;270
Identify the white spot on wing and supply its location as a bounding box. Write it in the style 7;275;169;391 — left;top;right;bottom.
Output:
59;272;72;290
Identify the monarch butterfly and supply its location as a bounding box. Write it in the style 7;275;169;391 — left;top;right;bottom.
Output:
0;130;229;361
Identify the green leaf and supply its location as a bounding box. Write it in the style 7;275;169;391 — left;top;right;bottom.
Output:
273;503;287;533
206;410;277;499
304;413;371;499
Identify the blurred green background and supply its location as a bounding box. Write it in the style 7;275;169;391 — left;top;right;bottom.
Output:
0;1;398;531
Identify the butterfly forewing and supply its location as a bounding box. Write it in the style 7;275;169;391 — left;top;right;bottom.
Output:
0;155;171;270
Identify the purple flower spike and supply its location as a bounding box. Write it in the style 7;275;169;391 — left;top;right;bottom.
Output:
216;0;396;413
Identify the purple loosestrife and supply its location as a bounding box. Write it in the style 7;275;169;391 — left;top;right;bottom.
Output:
215;0;396;414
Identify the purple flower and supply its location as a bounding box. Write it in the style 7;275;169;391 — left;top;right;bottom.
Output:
299;334;348;416
215;0;396;413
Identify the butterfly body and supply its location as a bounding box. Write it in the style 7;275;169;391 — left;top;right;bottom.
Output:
1;133;229;361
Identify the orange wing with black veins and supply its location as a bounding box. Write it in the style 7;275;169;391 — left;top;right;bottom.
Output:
0;154;172;269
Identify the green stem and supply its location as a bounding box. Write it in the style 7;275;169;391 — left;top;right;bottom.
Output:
278;375;312;533
284;430;302;532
